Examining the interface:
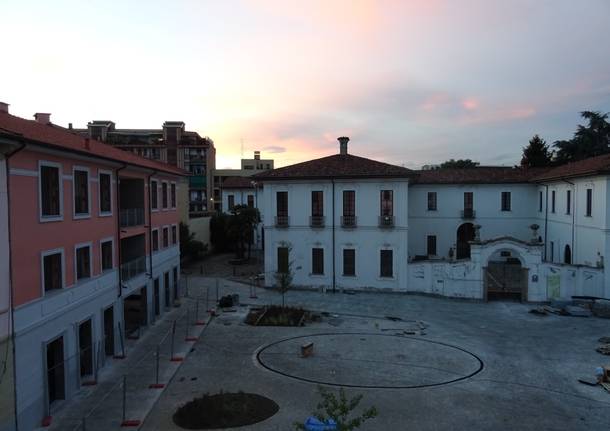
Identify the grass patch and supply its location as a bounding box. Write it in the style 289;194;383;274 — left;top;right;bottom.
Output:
245;306;308;326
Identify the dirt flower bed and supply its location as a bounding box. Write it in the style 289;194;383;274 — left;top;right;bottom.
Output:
173;392;279;429
245;305;308;326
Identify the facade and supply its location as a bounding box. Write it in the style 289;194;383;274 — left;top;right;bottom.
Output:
256;137;610;301
241;151;274;171
0;105;184;431
75;120;215;218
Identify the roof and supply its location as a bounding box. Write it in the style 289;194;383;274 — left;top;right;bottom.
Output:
413;167;547;185
0;112;187;176
531;153;610;182
222;176;256;189
253;153;415;180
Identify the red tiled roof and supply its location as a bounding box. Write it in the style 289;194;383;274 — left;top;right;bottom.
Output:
0;112;187;176
413;167;547;184
253;154;415;180
531;153;610;181
222;176;256;189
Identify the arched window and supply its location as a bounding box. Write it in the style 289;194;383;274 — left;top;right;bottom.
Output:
564;245;572;265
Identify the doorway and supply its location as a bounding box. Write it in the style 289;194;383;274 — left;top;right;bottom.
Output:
78;319;93;379
164;272;170;309
46;336;65;405
456;223;475;259
485;253;528;301
103;306;114;356
123;287;148;337
172;267;178;303
154;278;160;316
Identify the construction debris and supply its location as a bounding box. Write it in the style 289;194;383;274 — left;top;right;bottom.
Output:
596;344;610;356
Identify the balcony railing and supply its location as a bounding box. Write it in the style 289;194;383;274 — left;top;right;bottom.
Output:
120;208;145;227
341;215;357;228
120;256;147;281
310;215;325;228
379;215;395;228
275;215;289;227
461;209;476;219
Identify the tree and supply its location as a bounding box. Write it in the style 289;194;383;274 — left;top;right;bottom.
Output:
553;111;610;163
520;134;552;167
226;205;260;259
210;212;231;252
179;222;205;260
274;241;293;308
440;159;480;169
294;386;378;431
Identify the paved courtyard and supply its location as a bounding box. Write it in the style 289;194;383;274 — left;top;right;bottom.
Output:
140;274;610;431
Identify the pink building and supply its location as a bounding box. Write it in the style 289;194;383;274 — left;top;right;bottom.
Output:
0;103;185;430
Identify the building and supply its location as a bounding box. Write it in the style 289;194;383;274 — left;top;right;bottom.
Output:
241;151;274;171
75;120;214;218
221;176;264;250
0;104;185;430
255;137;610;301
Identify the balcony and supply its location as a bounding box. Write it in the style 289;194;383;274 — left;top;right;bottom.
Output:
120;208;145;227
120;256;147;281
341;215;357;228
379;215;395;228
461;209;476;219
275;215;289;228
310;215;325;228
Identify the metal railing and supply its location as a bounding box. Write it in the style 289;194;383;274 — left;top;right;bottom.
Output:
341;215;357;228
378;215;395;228
275;215;289;227
120;208;145;227
461;209;476;219
309;215;325;228
120;256;147;281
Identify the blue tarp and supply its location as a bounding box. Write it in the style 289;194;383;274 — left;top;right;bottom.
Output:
304;417;337;431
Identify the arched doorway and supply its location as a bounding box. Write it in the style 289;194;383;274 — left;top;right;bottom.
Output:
456;223;475;259
564;245;571;264
484;249;528;301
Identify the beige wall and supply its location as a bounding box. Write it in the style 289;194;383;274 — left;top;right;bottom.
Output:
188;216;211;247
177;177;189;224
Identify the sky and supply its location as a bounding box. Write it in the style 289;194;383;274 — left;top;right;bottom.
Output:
1;0;610;169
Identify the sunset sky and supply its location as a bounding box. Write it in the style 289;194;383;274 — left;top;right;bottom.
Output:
2;0;609;169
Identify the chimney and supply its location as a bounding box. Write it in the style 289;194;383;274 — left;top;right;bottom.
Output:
34;113;51;124
254;151;261;160
0;102;8;114
68;123;73;130
338;136;349;155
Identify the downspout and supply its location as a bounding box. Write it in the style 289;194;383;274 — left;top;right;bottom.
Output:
332;179;336;294
544;184;548;261
5;141;26;431
563;179;576;263
115;164;127;297
147;170;157;281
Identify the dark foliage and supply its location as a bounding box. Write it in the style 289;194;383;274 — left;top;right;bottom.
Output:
553;111;610;163
520;134;553;167
439;159;480;169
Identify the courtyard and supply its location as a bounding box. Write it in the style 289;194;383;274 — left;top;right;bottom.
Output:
138;272;610;431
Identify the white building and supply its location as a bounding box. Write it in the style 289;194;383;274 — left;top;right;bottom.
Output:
255;137;610;301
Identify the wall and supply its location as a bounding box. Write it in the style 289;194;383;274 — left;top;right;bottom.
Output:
188;216;211;248
541;263;605;300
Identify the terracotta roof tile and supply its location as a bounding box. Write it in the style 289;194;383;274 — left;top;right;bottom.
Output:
413;167;547;184
222;176;256;189
0;112;187;176
531;153;610;181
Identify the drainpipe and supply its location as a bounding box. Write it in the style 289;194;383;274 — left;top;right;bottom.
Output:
4;141;26;431
563;179;576;263
147;170;157;281
115;164;127;297
332;179;336;294
544;184;548;261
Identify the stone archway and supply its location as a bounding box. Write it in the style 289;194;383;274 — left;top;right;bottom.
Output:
456;223;475;259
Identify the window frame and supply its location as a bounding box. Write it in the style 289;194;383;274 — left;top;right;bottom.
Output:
277;246;289;273
427;235;437;256
539;190;543;213
276;191;288;217
501;191;511;212
566;189;571;215
228;194;235;210
74;242;93;283
38;160;64;222
342;248;356;277
551;190;556;213
170;182;176;209
100;238;114;272
162;226;169;248
161;181;168;210
247;194;255;208
311;247;324;275
72;166;91;219
379;249;394;278
380;190;393;216
98;170;113;216
311;191;324;217
150;179;159;212
586;188;592;217
463;192;473;210
152;228;159;252
342;190;355;217
41;248;65;295
427;192;437;211
171;224;177;245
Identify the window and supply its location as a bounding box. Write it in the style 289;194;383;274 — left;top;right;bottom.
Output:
151;180;158;210
99;172;112;214
539;191;543;212
277;247;289;273
73;169;89;216
43;251;62;292
464;192;473;210
427;192;437;211
162;182;168;209
550;241;554;262
566;190;571;215
380;249;393;278
152;229;159;252
247;195;254;208
380;190;393;216
564;244;572;264
40;163;61;218
170;183;176;208
586;188;592;216
276;192;288;217
501;192;511;211
75;245;91;281
172;225;177;245
551;190;556;213
311;191;323;216
427;235;437;256
228;195;235;210
163;227;169;248
343;190;355;216
312;248;324;275
343;249;355;276
101;240;113;271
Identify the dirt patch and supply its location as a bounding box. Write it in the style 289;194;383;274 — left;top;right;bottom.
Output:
245;306;308;326
173;392;278;429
